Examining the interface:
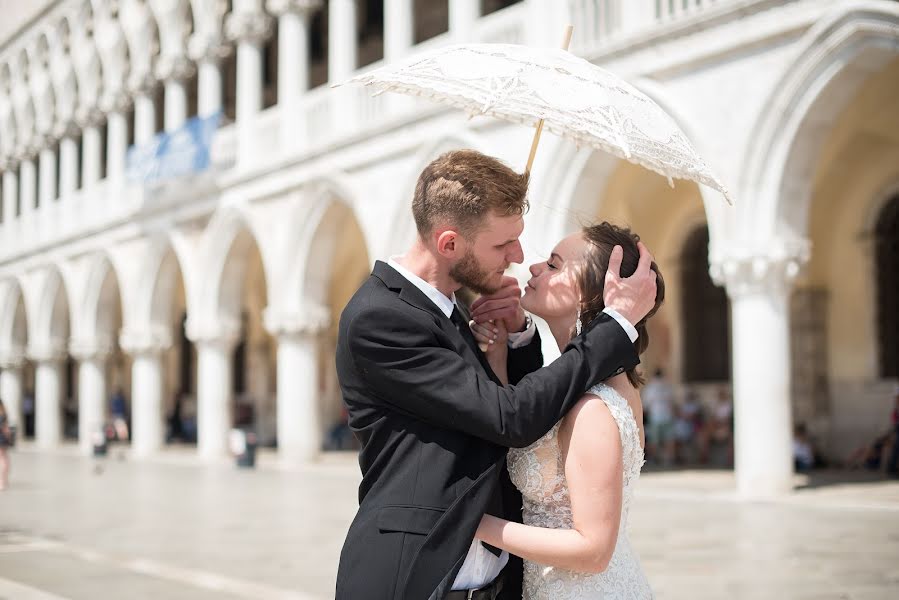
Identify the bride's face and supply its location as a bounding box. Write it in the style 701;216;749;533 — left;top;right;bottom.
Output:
521;233;588;320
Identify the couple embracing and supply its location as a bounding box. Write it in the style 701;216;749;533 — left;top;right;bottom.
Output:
335;149;663;600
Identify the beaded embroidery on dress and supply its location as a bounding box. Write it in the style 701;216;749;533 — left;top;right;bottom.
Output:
507;383;652;599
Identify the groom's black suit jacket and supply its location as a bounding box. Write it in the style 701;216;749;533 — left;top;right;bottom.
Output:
335;261;638;600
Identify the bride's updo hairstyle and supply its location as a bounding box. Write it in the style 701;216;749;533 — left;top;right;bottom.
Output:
577;222;665;388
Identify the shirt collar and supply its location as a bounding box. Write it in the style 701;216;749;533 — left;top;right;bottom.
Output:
387;257;457;318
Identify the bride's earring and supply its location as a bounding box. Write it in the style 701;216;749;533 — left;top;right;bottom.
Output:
575;307;583;336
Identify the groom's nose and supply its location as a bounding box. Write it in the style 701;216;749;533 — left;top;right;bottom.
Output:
506;240;524;264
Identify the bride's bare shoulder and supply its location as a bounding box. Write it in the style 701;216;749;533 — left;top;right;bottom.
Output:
558;392;621;450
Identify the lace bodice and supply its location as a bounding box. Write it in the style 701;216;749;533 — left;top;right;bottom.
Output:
507;383;652;599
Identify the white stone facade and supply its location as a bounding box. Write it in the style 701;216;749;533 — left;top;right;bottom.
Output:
0;0;897;498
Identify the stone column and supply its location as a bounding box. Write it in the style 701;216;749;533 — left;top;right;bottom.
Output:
197;56;224;117
161;56;195;132
449;0;480;41
106;108;128;182
2;168;18;220
38;146;57;206
19;157;37;216
0;355;24;431
328;0;357;83
58;131;79;198
226;11;273;125
131;350;166;457
31;344;66;449
268;0;318;150
134;87;157;145
717;250;806;498
121;329;171;458
81;121;102;187
193;331;238;461
190;33;231;118
384;0;413;61
269;0;318;104
71;341;109;455
266;307;329;465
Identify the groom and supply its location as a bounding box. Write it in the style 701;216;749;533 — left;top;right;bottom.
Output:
335;150;657;600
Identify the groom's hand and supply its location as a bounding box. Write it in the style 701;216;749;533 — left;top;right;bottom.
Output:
470;276;527;332
603;242;658;327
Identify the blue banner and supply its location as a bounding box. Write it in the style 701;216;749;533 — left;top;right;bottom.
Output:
126;111;221;184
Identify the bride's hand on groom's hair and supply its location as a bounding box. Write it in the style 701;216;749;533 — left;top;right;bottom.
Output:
469;276;527;332
603;242;658;327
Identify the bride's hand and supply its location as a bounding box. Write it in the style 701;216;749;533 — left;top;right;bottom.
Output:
470;319;509;353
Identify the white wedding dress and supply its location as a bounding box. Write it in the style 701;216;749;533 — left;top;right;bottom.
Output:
507;383;653;599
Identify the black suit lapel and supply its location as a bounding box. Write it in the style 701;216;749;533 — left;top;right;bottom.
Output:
371;261;501;384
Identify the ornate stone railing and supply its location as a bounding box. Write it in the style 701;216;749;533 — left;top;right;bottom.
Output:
0;0;776;264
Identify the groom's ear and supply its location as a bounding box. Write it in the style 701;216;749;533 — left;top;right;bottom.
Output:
436;227;462;259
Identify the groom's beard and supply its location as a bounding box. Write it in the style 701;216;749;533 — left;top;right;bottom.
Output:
450;248;501;296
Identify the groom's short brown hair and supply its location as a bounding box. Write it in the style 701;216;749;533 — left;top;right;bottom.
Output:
412;149;529;238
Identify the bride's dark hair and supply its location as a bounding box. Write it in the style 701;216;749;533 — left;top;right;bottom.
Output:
577;222;665;388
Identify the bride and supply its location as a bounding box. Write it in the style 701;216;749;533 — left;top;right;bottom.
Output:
470;221;664;599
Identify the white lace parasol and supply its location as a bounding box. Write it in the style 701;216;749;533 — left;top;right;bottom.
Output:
341;42;732;204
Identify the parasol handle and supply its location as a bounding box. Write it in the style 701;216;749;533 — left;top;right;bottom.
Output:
525;25;574;174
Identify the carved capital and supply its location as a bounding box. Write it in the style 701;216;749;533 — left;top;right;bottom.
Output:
27;340;69;363
156;54;197;83
711;238;811;300
263;304;330;339
53;119;82;141
225;11;275;45
266;0;322;17
185;317;241;350
128;72;161;96
69;337;114;361
75;105;106;129
188;34;232;64
0;346;26;369
102;90;134;114
119;327;173;356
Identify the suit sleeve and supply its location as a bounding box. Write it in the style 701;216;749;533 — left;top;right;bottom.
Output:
507;328;544;385
346;306;638;448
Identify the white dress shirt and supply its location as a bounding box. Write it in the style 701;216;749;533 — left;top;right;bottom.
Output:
385;257;638;590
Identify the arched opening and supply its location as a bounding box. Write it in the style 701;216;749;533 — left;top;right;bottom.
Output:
34;270;72;448
0;288;33;440
320;205;370;451
309;3;329;89
414;0;448;44
789;54;899;462
358;0;384;68
680;225;730;384
148;248;194;446
218;227;276;447
555;150;729;466
874;195;899;380
79;260;127;450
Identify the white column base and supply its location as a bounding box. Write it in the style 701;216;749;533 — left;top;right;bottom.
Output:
198;60;223;118
82;126;102;187
164;79;188;132
107;111;128;182
197;341;234;461
78;357;107;455
59;137;78;198
732;291;795;499
276;333;321;465
131;352;165;458
0;367;24;431
35;360;63;449
134;93;156;145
